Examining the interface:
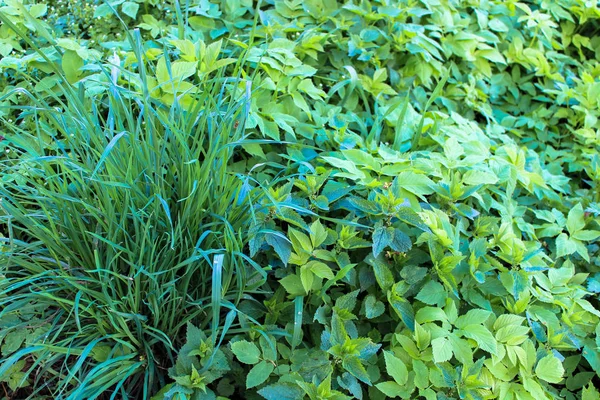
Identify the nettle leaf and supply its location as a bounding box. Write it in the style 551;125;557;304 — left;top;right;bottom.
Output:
265;233;291;265
342;356;371;385
372;224;392;257
395;208;429;232
388;291;415;332
231;340;261;364
364;295;385;319
366;254;395;292
258;383;304;400
390;229;412;252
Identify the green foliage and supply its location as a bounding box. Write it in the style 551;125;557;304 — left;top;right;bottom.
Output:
1;0;600;399
0;16;275;397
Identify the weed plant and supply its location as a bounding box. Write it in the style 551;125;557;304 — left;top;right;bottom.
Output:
0;26;268;398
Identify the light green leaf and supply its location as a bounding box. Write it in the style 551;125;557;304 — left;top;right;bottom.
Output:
121;1;139;18
556;233;576;258
231;340;261;364
62;50;84;84
413;359;429;389
572;230;600;241
415;280;445;305
460;324;497;355
298;79;326;100
310;262;334;280
462;170;498;185
431;336;453;363
384;351;408;385
279;274;305;296
309;220;327;248
535;354;564;383
394;172;435;197
289;227;313;254
247;360;274;388
566;203;585;235
300;266;314;293
376;381;402;397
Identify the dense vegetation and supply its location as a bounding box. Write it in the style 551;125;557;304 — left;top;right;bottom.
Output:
0;0;599;399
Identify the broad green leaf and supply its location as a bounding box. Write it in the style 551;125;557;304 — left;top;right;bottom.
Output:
298;79;326;99
280;274;305;297
247;360;274;388
376;381;402;397
556;233;576;258
413;359;429;389
289;227;313;254
300;265;314;293
231;340;261;364
566;203;585;235
394;172;435;197
460;324;497;355
415;280;445;305
310;262;334;280
342;356;371;385
535;354;564;383
364;295;385;319
384;351;408;385
62;50;84;84
258;383;304;400
121;1;139;18
431;337;453;363
309;220;327;248
372;225;392;257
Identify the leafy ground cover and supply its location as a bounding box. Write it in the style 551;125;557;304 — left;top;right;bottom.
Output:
0;0;599;399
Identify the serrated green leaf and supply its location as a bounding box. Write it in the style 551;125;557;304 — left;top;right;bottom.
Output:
258;383;304;400
231;340;261;364
384;351;408;385
364;295;385;319
300;265;314;293
431;336;453;363
247;360;274;388
460;324;497;355
372;226;392;257
415;280;445;305
309;220;327;248
375;381;402;397
342;356;371;385
535;354;564;383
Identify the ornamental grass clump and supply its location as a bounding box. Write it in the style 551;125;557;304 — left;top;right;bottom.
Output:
0;25;268;398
